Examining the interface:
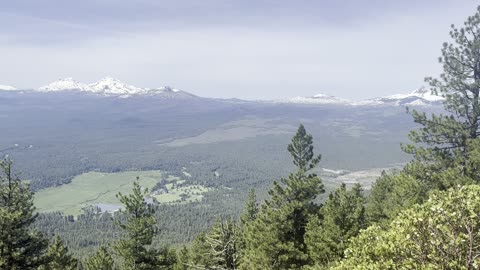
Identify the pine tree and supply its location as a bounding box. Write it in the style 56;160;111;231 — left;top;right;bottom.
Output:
242;124;324;269
403;6;480;189
173;246;189;270
85;246;114;270
205;218;241;269
287;124;321;172
238;189;258;268
0;158;49;270
40;236;77;270
305;184;366;267
113;179;167;270
240;189;258;226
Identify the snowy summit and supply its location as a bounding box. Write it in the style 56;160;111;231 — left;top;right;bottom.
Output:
0;85;18;91
371;87;444;106
36;77;194;98
38;78;90;92
88;77;144;95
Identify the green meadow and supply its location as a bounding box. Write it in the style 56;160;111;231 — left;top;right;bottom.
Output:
34;170;212;216
34;170;163;216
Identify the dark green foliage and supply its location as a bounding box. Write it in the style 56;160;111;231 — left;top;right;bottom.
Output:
85;246;114;270
403;6;480;189
40;236;78;270
305;184;366;267
0;159;49;270
365;168;428;225
113;180;170;270
242;124;324;269
188;233;213;269
240;189;258;225
287;124;322;172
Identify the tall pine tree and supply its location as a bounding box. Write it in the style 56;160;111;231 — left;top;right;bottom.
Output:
403;6;480;189
240;189;258;226
0;159;49;270
113;179;168;270
242;124;324;269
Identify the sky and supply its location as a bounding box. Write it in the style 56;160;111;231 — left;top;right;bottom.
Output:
0;0;479;100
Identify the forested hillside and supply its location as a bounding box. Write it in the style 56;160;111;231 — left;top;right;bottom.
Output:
3;5;480;270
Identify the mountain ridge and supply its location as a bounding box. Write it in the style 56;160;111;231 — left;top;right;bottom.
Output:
36;77;193;97
285;87;444;107
0;78;443;106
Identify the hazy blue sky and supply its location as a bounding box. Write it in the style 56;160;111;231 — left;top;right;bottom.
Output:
0;0;478;100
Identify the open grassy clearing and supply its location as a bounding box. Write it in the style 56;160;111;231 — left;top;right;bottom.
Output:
34;170;164;216
34;170;212;216
152;183;211;204
149;175;211;204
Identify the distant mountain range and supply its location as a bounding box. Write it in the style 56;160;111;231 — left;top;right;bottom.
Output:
284;88;443;107
0;77;196;98
0;77;443;106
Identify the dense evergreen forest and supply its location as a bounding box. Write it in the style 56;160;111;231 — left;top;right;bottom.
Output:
4;6;480;270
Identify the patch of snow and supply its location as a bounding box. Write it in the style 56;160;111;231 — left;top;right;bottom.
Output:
0;85;18;91
383;87;443;102
88;77;143;95
39;78;91;92
410;88;444;102
405;99;429;106
355;88;443;107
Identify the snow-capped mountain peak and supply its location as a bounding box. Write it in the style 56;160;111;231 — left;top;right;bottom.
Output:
31;77;196;98
88;77;143;95
385;87;443;102
39;78;91;92
370;87;444;106
0;85;17;91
